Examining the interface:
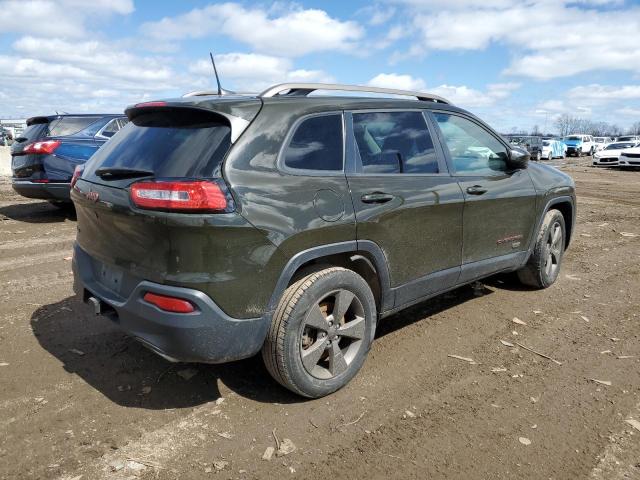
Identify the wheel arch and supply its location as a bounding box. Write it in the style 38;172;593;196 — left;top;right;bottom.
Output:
536;196;575;251
266;241;392;318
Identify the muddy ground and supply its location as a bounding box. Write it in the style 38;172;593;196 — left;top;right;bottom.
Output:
1;157;639;480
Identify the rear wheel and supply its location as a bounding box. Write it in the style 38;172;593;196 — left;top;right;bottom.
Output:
262;267;376;398
547;152;553;160
535;151;542;161
517;209;566;289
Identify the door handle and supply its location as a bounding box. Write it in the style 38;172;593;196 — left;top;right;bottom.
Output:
361;192;395;204
466;185;488;195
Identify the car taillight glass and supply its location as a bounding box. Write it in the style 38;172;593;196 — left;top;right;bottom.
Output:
143;292;195;313
70;165;84;190
130;180;230;212
23;140;61;155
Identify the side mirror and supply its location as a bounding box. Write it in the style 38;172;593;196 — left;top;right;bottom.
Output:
508;147;529;169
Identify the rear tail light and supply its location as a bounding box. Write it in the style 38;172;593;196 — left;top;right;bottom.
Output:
23;140;61;155
143;292;195;313
70;165;84;190
130;180;232;212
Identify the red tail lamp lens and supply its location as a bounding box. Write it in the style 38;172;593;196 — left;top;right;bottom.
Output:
23;140;61;155
130;181;229;212
143;292;195;313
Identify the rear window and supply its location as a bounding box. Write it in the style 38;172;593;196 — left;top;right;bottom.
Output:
15;123;49;143
83;108;231;182
48;116;102;137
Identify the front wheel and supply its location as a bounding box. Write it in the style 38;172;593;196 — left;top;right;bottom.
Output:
262;267;376;398
517;209;566;289
535;151;542;162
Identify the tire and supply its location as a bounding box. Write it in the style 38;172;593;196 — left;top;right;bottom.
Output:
517;209;566;289
262;267;377;398
547;152;552;160
535;151;542;162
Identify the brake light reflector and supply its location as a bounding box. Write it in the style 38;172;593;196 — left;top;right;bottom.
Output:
143;292;195;313
130;180;229;212
134;101;167;108
70;165;84;190
23;140;61;155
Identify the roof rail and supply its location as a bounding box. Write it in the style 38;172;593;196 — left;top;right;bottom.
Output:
259;83;452;104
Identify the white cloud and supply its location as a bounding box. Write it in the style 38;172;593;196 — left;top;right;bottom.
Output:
367;74;520;107
188;53;333;92
390;1;640;79
0;0;134;38
367;73;426;91
568;84;640;101
431;82;520;107
141;3;364;57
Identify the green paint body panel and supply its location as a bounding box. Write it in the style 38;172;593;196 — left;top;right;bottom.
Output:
73;94;576;327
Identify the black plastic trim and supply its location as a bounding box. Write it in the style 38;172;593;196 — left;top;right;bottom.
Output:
266;240;393;316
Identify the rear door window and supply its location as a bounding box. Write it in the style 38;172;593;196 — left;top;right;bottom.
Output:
352;111;439;174
83;108;232;182
282;114;343;171
48;117;102;137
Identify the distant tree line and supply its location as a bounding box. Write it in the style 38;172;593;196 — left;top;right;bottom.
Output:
553;115;640;138
509;117;640;137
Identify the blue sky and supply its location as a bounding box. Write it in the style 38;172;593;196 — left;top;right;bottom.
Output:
1;0;639;133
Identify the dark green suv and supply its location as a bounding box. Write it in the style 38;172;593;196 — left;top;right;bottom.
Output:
71;83;575;398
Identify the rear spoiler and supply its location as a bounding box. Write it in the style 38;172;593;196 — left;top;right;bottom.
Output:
125;102;253;144
26;116;53;126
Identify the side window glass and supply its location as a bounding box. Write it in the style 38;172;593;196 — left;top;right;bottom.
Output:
433;113;508;175
352;111;439;174
99;119;120;138
283;114;343;171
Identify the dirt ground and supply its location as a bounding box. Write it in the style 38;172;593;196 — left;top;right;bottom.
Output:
1;157;639;480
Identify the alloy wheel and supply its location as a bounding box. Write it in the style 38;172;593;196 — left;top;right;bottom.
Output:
544;221;563;278
299;289;366;380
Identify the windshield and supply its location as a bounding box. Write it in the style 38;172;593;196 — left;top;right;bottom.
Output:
565;136;581;141
542;141;550;146
83;108;232;184
605;142;636;150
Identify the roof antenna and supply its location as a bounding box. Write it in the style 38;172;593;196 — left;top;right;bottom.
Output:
210;52;222;96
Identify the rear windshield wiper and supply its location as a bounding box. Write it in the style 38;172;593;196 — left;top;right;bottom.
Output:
95;167;155;180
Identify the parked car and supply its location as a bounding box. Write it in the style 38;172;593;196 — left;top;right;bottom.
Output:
0;127;13;146
618;146;640;168
615;135;640;143
11;114;128;205
593;136;612;152
71;83;575;398
541;139;566;160
505;135;543;161
563;134;595;157
592;141;639;167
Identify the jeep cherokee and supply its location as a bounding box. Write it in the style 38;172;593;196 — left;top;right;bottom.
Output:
71;83;575;398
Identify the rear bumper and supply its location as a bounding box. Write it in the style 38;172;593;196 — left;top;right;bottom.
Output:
72;243;270;364
11;180;71;201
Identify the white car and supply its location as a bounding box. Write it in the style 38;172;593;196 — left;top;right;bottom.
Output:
541;139;565;160
618;146;640;168
593;137;612;152
593;141;640;167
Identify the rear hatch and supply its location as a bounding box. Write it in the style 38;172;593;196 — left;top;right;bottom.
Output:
72;101;260;298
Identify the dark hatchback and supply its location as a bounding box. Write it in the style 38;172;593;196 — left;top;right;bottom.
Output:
11;114;127;203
